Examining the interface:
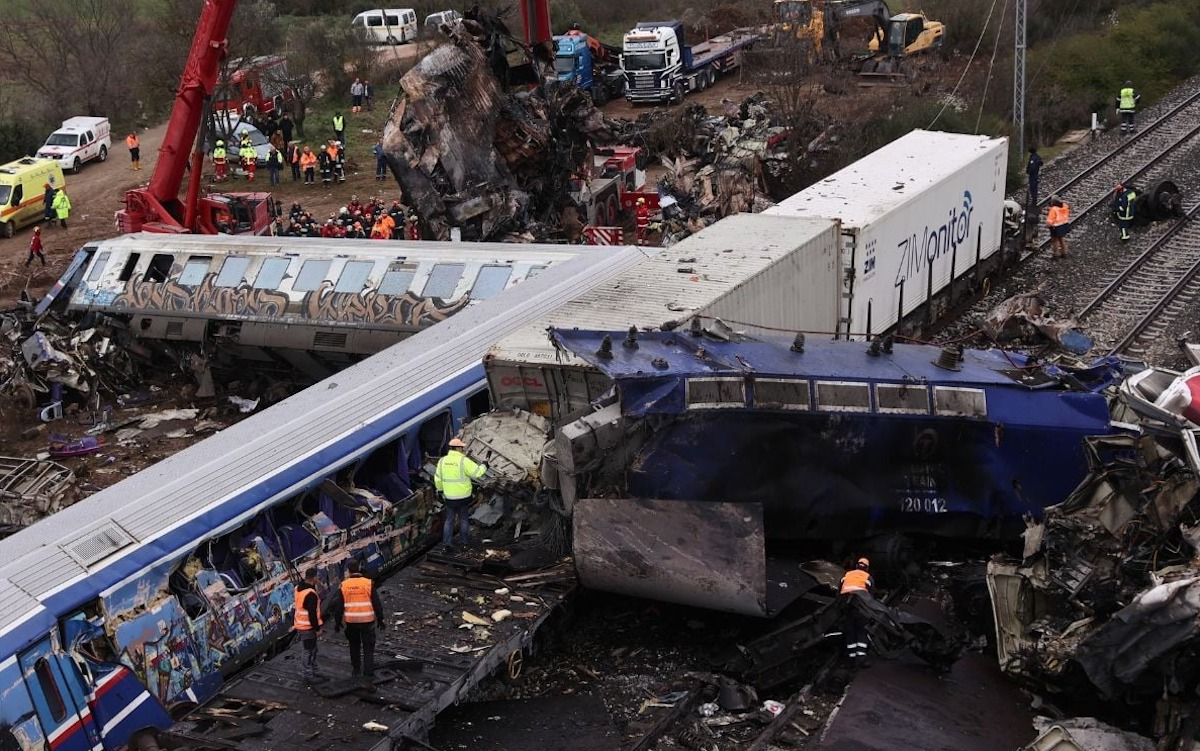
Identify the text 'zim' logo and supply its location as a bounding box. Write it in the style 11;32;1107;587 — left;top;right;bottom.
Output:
894;190;974;289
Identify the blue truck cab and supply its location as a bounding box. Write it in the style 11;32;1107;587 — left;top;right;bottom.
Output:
554;31;624;105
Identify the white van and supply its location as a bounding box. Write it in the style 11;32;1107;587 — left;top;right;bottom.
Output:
351;9;418;45
424;9;462;32
37;116;112;173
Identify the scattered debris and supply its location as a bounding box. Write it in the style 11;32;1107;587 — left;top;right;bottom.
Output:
0;456;76;538
983;289;1093;353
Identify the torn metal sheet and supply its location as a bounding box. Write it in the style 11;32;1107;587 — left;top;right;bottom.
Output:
983;290;1093;354
0;456;77;536
573;497;767;616
1027;717;1157;751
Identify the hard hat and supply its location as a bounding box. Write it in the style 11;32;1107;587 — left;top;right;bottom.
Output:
33;225;41;233
637;197;646;204
448;438;466;448
856;557;870;569
216;140;224;146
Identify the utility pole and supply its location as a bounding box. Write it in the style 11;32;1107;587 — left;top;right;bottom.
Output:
1013;0;1027;160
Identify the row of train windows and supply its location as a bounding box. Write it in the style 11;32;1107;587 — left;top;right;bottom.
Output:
87;251;547;300
685;378;988;417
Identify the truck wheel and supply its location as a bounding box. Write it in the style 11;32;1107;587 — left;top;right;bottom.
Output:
2;220;13;238
670;82;685;104
707;69;717;88
72;157;82;173
591;85;609;107
98;145;108;162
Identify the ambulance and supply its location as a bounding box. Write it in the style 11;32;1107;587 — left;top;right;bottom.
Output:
0;157;65;238
37;116;112;173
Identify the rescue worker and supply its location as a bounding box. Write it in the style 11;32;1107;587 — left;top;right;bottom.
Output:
333;141;346;183
51;188;71;229
635;196;650;245
1116;81;1140;134
300;145;317;185
287;141;301;181
25;225;46;267
267;147;283;186
42;183;57;224
294;568;323;682
213;140;228;182
434;438;488;548
1114;183;1138;242
405;211;421;241
332;559;384;680
839;557;874;663
239;139;257;181
373;139;388;181
126;132;141;171
1025;146;1042;210
318;145;333;187
1046;195;1071;258
332;112;345;144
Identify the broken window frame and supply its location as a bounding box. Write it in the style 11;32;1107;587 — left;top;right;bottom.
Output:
177;256;213;287
932;386;987;418
875;383;932;415
142;254;173;284
686;377;747;409
753;378;811;410
814;381;872;413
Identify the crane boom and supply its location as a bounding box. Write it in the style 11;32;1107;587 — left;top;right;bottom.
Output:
118;0;274;235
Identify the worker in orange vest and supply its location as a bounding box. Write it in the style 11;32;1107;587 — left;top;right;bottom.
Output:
839;557;874;663
1046;195;1071;258
125;132;141;170
333;559;384;679
635;197;650;245
299;146;318;185
294;568;324;682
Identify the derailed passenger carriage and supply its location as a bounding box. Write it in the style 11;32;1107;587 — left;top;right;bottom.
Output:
59;233;580;357
539;328;1119;616
0;247;645;751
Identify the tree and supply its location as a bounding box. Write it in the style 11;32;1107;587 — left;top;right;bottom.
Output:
269;18;372;139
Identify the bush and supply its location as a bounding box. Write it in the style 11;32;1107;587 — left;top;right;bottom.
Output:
0;115;45;164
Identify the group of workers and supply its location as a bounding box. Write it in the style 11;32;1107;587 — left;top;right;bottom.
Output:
292;439;488;683
1023;80;1146;252
212;132;264;182
271;196;422;240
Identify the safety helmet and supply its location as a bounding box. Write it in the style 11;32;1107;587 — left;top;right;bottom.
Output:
637;197;646;204
216;139;224;146
856;557;870;569
33;225;41;233
448;438;466;448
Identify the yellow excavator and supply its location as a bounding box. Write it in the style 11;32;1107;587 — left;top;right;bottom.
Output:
771;0;945;78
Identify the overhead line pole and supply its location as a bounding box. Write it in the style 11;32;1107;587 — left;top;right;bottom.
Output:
1013;0;1026;159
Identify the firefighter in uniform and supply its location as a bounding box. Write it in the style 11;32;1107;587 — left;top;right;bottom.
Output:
294;568;323;682
213;140;228;182
1116;81;1140;134
434;438;487;548
239;138;257;181
635;197;650;245
333;559;384;679
406;211;422;241
839;557;874;663
1114;183;1138;242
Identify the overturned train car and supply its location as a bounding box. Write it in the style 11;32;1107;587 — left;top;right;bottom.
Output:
546;328;1119;616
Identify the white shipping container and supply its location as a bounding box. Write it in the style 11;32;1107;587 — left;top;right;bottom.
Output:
485;213;841;414
765;129;1009;338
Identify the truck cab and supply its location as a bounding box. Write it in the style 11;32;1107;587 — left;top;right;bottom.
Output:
622;22;689;103
37;116;111;173
555;34;595;89
870;12;945;57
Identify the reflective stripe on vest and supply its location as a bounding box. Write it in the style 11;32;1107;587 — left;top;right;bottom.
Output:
294;587;322;630
436;451;475;500
840;569;871;594
341;576;375;623
333;115;345;130
1119;87;1136;110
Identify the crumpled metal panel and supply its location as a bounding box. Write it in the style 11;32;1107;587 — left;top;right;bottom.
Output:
573;497;766;616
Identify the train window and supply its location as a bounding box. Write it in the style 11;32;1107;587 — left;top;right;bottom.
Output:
86;250;111;282
933;386;987;418
814;381;872;412
178;256;213;287
335;260;374;293
379;264;416;294
423;263;465;299
33;659;68;723
143;253;173;283
253;257;290;289
470;265;512;299
117;252;141;282
754;378;810;410
876;383;931;414
418;411;452;457
686;378;746;409
215;256;252;287
294;260;332;292
467;389;491;416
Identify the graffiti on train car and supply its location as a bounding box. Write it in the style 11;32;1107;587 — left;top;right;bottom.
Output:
97;271;471;328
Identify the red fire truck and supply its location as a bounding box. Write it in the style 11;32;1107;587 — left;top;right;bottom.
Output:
212;55;294;118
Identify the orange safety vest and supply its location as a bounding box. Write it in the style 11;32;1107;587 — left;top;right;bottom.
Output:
294;587;323;631
839;569;872;594
126;134;139;149
300;151;318;169
1047;204;1070;227
341;575;376;623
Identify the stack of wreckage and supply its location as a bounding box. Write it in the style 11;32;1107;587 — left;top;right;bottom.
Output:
378;9;798;243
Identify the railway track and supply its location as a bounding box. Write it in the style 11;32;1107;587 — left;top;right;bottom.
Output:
1078;201;1200;356
1027;88;1200;259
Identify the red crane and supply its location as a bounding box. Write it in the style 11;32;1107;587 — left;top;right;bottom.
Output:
116;0;274;235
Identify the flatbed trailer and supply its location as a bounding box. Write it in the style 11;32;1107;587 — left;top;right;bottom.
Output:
170;548;578;750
